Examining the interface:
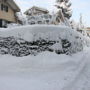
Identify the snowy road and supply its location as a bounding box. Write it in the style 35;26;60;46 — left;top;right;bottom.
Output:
63;47;90;90
0;47;90;90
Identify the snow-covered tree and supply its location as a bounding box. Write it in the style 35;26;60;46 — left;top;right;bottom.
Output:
70;20;79;30
55;0;72;19
78;14;84;29
16;12;27;25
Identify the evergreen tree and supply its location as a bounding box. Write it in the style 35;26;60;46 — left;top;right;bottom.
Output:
55;0;72;19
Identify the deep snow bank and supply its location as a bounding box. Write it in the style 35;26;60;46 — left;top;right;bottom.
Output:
0;25;90;56
0;47;90;90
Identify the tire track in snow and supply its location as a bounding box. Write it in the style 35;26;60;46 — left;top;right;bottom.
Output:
62;49;90;90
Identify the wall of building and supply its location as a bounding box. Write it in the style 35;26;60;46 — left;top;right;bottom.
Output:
0;2;16;23
25;7;48;16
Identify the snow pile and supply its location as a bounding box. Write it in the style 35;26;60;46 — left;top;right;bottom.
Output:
0;25;90;56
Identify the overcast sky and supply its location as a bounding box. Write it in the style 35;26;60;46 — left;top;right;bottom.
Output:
14;0;90;26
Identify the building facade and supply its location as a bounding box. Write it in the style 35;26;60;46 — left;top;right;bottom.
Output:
24;6;52;25
24;6;68;25
0;0;20;27
24;6;49;16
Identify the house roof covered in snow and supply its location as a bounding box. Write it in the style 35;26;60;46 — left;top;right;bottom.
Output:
24;6;49;15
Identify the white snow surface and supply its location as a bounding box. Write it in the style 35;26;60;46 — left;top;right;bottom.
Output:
0;47;90;90
0;25;90;89
0;25;72;41
0;25;88;43
0;25;87;41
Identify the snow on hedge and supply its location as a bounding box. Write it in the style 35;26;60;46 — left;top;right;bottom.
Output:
0;25;90;56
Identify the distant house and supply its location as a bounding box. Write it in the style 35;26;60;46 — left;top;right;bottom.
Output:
85;27;90;37
0;0;20;27
24;6;49;16
24;6;68;25
24;6;52;25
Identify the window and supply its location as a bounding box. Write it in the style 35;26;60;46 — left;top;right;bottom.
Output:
46;20;49;23
30;21;35;25
1;4;8;12
38;21;42;24
5;6;8;12
1;4;4;11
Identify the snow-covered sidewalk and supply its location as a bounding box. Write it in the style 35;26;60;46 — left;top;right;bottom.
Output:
0;47;90;90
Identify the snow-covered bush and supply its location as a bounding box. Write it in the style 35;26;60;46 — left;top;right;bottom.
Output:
7;23;21;28
0;25;90;57
7;13;27;28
